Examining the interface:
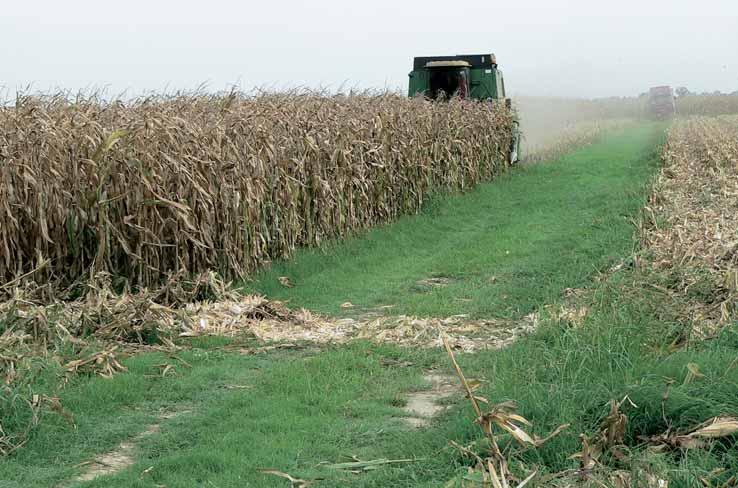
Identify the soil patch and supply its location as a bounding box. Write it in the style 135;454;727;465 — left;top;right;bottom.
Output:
401;373;459;428
74;425;159;482
412;276;455;292
72;410;188;483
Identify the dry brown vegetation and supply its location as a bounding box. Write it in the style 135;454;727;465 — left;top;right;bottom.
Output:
642;115;738;336
676;94;738;116
3;91;736;293
0;91;514;290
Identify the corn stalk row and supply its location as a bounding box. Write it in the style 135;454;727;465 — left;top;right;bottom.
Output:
0;91;514;289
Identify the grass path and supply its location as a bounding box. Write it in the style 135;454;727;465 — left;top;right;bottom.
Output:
246;125;661;319
1;342;450;488
7;124;728;487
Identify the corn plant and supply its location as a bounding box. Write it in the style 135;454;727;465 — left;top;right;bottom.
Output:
0;90;514;289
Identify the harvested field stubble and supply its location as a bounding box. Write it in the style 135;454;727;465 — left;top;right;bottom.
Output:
644;115;738;336
0;91;514;289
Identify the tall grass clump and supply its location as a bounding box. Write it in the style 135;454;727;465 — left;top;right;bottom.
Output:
0;90;514;289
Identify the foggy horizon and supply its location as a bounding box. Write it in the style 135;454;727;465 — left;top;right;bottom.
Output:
2;0;737;99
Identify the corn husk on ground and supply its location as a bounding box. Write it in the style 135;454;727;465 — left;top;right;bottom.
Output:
0;91;513;289
1;275;535;367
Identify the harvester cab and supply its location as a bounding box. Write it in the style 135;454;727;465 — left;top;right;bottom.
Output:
408;53;520;163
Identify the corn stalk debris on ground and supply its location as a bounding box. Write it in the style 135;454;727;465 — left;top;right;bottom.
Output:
643;115;738;337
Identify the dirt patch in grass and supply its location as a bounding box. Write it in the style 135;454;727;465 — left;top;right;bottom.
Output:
73;410;189;483
74;425;159;482
411;276;456;293
416;277;453;288
401;374;459;428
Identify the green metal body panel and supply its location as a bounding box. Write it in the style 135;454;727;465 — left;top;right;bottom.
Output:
408;70;429;98
469;68;502;99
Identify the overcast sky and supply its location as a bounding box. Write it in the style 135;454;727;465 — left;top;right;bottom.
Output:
2;0;737;98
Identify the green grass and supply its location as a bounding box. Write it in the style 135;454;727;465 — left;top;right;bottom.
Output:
445;276;738;486
0;342;455;487
6;123;736;487
246;125;661;319
4;311;737;487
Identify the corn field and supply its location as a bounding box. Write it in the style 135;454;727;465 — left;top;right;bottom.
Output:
0;91;514;289
676;94;738;116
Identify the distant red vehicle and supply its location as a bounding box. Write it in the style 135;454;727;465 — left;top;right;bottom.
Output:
647;86;676;119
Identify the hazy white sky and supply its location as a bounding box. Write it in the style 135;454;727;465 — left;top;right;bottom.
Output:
2;0;737;98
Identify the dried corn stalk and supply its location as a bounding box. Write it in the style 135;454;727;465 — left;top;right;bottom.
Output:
644;116;738;337
0;91;514;290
